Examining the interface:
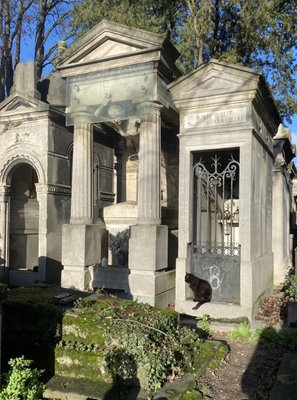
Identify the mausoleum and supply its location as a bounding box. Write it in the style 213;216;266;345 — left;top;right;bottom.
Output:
0;20;295;321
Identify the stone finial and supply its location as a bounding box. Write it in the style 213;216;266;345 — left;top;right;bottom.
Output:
275;123;292;140
10;61;40;99
57;41;67;55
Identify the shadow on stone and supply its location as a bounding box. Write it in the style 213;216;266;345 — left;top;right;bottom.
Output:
104;349;140;400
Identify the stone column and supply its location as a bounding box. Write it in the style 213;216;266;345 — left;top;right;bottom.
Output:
137;103;162;225
61;116;103;290
35;184;48;282
128;103;174;307
70;123;93;224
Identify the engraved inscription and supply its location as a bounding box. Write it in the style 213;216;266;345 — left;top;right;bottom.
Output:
184;108;247;129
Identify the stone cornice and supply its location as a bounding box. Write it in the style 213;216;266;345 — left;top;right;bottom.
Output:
35;183;71;196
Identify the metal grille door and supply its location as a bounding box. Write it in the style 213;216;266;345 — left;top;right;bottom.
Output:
191;153;240;303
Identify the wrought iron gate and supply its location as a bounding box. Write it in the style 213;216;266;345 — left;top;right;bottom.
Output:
191;153;240;303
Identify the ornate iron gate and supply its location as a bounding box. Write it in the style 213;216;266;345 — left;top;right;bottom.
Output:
191;154;240;303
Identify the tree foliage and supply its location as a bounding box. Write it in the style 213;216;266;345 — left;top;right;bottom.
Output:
0;0;72;101
0;0;295;121
72;0;296;122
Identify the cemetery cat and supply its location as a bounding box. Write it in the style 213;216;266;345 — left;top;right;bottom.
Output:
185;273;212;310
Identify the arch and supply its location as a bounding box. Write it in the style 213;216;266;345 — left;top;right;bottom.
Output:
0;151;46;186
66;142;74;161
9;163;39;270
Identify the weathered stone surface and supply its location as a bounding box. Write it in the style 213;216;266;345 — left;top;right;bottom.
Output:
169;60;281;321
270;353;297;400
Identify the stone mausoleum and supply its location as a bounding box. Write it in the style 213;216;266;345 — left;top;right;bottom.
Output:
0;20;295;321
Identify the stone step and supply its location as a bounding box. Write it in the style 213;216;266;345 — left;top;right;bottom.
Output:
270;353;297;400
44;376;114;400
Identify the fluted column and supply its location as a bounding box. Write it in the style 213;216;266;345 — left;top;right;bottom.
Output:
137;103;162;225
71;123;93;224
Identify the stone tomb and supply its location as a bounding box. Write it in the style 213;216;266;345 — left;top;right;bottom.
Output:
169;60;282;320
55;20;179;305
0;20;295;320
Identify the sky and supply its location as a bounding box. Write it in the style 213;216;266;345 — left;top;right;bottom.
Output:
289;116;297;149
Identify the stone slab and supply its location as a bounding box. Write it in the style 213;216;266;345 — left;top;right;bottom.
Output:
175;298;252;321
270;353;297;400
91;265;130;292
44;376;113;400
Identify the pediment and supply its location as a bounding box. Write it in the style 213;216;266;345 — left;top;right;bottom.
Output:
57;20;167;67
0;94;48;113
169;60;260;99
80;39;142;62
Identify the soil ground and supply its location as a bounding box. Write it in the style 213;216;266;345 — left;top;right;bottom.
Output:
196;294;296;400
196;334;287;400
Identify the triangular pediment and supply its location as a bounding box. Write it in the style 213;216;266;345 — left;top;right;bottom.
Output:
80;38;142;62
169;60;261;99
0;94;48;113
57;20;168;67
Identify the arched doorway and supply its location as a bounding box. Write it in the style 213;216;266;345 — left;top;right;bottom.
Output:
9;163;39;270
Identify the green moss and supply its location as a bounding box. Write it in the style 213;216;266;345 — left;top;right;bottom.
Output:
55;347;112;383
62;311;105;346
181;389;204;399
192;340;228;376
212;317;249;324
5;284;62;304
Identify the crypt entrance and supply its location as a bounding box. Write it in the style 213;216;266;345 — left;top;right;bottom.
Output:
191;148;240;304
9;163;39;271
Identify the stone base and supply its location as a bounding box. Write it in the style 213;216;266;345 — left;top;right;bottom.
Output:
129;224;168;271
61;224;103;290
90;265;130;293
128;224;173;306
176;299;252;321
129;269;175;307
8;269;38;287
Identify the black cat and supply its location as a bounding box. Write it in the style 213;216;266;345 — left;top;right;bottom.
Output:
185;273;212;310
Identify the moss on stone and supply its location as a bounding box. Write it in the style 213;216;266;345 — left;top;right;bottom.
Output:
55;347;112;383
191;340;228;377
181;389;204;399
5;284;61;304
62;311;106;347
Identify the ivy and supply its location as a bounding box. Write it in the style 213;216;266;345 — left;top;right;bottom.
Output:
63;297;203;397
0;357;44;400
284;274;297;300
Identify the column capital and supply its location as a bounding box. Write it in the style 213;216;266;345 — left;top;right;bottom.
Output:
137;101;163;118
67;106;94;126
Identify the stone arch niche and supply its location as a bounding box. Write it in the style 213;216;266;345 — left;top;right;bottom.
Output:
0;151;47;285
9;163;39;270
